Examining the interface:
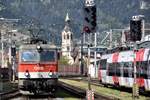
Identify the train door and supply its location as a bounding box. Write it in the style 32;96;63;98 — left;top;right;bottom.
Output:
98;59;107;83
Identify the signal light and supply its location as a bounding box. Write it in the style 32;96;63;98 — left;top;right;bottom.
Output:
83;26;91;33
91;6;96;12
83;6;97;33
84;8;90;13
11;46;16;56
85;17;90;22
130;19;142;42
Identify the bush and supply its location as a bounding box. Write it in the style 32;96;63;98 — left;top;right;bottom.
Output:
58;56;69;65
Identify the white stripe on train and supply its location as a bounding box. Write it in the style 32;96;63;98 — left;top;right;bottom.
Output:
18;72;58;78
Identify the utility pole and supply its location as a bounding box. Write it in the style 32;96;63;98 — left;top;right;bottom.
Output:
130;15;142;99
8;31;12;81
94;32;97;78
11;44;16;82
83;0;96;99
141;17;145;41
1;29;5;68
109;29;112;48
87;44;91;90
81;32;84;75
133;44;139;99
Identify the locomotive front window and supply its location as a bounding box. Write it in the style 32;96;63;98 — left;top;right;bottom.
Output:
20;49;56;62
40;50;56;62
21;50;39;62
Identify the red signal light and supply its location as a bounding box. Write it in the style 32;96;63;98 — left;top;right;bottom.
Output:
83;26;91;33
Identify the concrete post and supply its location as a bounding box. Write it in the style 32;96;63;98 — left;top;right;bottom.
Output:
94;32;97;78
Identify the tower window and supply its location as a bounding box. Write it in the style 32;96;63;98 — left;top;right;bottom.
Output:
67;34;69;39
71;34;73;40
67;46;70;51
64;35;66;39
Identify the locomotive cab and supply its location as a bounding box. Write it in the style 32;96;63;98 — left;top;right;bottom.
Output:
18;44;58;94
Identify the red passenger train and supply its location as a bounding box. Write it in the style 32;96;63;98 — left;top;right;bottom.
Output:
98;47;150;91
18;43;59;94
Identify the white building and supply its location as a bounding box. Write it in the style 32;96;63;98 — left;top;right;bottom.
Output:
61;13;74;64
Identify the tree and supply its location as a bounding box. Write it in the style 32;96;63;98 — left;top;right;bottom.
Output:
58;56;69;65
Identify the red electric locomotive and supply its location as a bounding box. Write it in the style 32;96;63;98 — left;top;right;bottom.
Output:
18;41;59;94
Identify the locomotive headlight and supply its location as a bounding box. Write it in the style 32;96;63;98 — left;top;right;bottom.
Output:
24;70;30;78
36;45;41;50
48;71;57;78
36;45;43;53
48;72;52;76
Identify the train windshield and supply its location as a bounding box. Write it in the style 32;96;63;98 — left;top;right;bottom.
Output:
21;50;38;62
40;50;56;62
21;50;56;62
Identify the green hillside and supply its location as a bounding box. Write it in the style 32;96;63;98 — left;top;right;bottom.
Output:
0;0;149;45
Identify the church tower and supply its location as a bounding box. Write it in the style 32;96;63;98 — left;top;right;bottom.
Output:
61;13;74;64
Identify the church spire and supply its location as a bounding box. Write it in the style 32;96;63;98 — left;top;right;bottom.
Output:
65;13;70;22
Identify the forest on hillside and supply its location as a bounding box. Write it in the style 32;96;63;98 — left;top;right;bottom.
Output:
0;0;149;45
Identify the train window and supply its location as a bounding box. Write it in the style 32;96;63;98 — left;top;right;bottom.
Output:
108;63;121;76
21;50;39;62
116;63;121;76
136;62;141;78
148;61;150;79
108;63;115;76
40;50;56;62
137;61;148;78
128;62;133;77
123;62;133;77
99;59;107;70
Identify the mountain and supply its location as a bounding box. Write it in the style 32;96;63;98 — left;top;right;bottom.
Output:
0;0;149;45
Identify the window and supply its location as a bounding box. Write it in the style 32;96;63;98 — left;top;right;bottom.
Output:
40;50;56;62
71;34;73;40
67;34;69;39
108;63;121;76
116;63;121;76
67;46;70;51
21;50;38;62
108;63;115;76
64;35;66;39
136;61;148;78
147;61;150;79
99;59;107;70
21;50;56;62
123;62;133;77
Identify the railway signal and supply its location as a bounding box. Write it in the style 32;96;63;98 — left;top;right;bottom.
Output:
83;0;97;33
11;46;16;57
130;17;142;42
130;15;142;99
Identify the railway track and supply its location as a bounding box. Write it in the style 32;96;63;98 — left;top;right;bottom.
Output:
10;94;55;100
64;77;150;97
0;89;21;100
1;81;85;100
59;80;118;100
